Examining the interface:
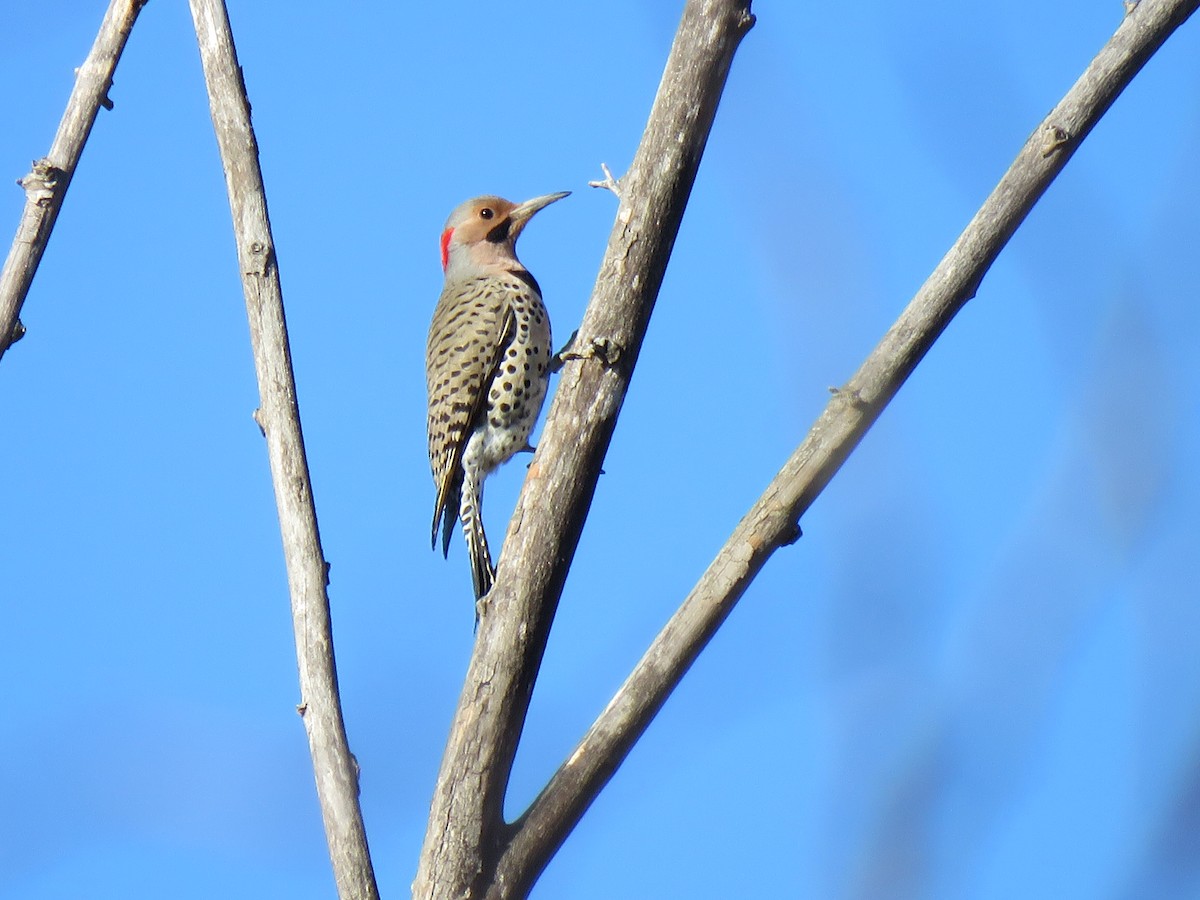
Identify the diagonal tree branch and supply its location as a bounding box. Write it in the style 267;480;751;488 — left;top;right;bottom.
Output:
498;0;1200;882
0;0;147;362
414;1;755;898
187;2;379;898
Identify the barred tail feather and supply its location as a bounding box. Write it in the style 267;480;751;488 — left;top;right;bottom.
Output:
459;477;494;600
465;518;495;601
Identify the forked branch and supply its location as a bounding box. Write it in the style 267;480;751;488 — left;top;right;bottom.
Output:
500;0;1200;881
421;0;1199;897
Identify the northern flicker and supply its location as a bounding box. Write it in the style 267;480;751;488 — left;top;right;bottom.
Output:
426;191;569;600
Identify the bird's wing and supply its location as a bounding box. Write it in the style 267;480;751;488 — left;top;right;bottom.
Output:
427;280;516;554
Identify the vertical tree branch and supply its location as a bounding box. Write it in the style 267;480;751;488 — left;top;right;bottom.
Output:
497;0;1200;885
0;0;146;362
413;2;755;898
187;2;379;898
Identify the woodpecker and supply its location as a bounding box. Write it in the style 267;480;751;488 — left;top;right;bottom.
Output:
426;191;569;601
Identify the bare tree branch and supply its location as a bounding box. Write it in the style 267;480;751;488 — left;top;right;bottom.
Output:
0;0;146;362
502;0;1200;877
413;1;755;898
187;2;379;898
418;0;1199;896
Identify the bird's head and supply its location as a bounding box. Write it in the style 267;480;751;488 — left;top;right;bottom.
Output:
440;192;570;274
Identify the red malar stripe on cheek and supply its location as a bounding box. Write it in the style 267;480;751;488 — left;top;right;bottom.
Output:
440;227;454;270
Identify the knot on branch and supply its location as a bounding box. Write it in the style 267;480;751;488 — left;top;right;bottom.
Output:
1040;123;1071;157
828;385;869;410
244;239;276;277
781;519;803;546
19;160;65;206
97;75;117;112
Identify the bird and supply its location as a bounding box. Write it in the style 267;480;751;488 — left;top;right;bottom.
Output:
425;191;569;602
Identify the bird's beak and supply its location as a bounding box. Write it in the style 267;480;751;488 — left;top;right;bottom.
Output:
508;191;570;238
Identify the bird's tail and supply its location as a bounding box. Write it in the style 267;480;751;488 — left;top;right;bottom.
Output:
434;491;458;559
432;468;461;558
459;478;495;600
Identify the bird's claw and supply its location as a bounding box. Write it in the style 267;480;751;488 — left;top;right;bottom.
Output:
555;334;623;370
549;329;579;373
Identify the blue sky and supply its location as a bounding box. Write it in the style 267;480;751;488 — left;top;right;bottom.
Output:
3;2;1199;898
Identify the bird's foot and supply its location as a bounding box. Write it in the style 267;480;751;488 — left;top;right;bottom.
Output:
554;332;623;371
549;330;579;373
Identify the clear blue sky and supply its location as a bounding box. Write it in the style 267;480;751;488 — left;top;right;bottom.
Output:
3;2;1199;898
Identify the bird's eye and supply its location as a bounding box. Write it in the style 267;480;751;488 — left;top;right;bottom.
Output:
480;208;494;220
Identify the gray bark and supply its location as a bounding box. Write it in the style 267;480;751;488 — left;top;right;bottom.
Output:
187;2;379;899
417;0;1198;898
4;0;1194;897
413;2;756;898
507;2;1200;871
0;0;146;361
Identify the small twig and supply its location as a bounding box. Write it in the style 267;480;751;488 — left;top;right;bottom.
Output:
188;2;379;899
0;0;146;362
587;162;622;198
